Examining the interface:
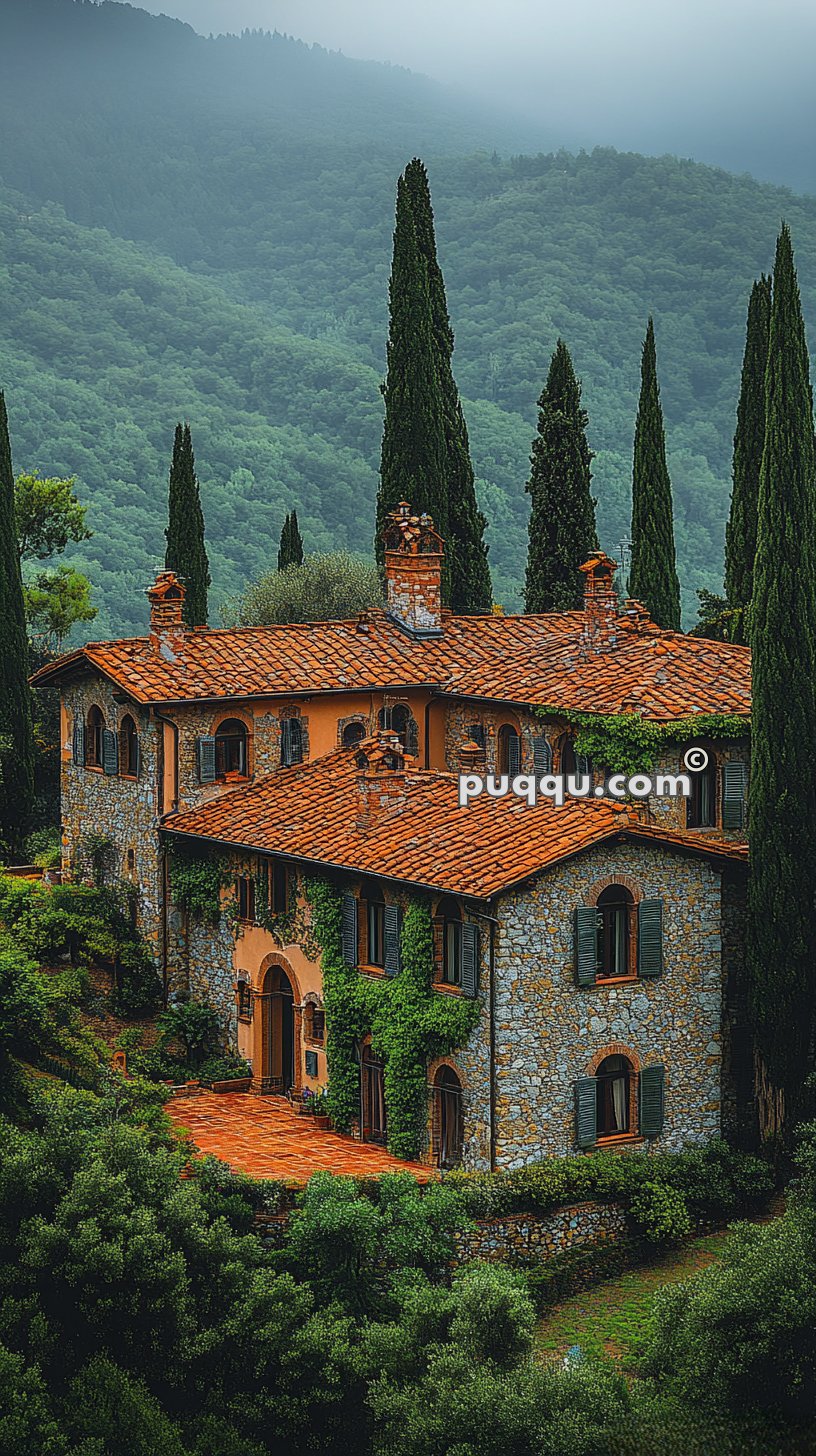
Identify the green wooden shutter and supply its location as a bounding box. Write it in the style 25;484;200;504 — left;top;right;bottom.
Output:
384;904;402;976
639;1064;665;1138
508;734;521;776
637;899;663;978
574;1077;597;1149
102;728;118;776
722;760;747;829
574;906;599;986
461;922;480;998
533;736;552;774
197;735;217;784
73;719;85;768
341;893;358;968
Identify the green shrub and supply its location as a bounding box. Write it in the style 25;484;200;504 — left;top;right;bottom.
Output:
156;999;220;1068
629;1181;692;1243
25;827;61;870
197;1054;253;1085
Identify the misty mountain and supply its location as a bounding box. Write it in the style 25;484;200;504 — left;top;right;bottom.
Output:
1;0;815;635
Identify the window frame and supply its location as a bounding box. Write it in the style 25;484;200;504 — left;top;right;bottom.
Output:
119;713;140;779
366;898;387;969
497;723;521;776
266;859;289;916
215;718;249;780
596;885;636;982
686;748;718;828
236;874;255;923
595;1054;634;1142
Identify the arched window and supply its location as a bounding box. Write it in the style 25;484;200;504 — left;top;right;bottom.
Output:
686;749;717;828
559;734;592;780
497;723;520;776
281;716;303;767
597;885;635;979
215;718;248;778
119;714;140;778
86;705;104;768
435;1066;463;1168
342;720;366;748
596;1054;632;1139
379;703;419;756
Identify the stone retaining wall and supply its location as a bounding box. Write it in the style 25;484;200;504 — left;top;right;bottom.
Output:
451;1200;629;1263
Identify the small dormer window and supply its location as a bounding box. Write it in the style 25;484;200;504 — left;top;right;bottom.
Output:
342;720;366;748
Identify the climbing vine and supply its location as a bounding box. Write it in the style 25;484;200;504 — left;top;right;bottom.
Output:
536;708;748;777
168;842;230;924
305;879;480;1160
251;866;318;958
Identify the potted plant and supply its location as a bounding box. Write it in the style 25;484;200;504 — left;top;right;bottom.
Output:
197;1056;253;1093
301;1087;331;1129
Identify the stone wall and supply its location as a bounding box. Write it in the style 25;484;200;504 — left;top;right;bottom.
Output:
451;1200;629;1262
491;840;726;1166
61;680;163;956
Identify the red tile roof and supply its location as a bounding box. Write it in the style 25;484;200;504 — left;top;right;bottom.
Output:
32;607;751;723
163;747;748;899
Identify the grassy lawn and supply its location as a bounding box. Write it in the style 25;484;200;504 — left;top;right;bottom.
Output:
535;1229;731;1369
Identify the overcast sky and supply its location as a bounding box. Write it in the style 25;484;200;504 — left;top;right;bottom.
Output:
138;0;816;189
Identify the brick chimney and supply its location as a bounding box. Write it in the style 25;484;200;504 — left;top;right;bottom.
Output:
579;552;621;652
147;570;187;662
383;502;444;638
353;731;408;832
458;739;486;774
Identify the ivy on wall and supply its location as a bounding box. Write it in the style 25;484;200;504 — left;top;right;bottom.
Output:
536;709;749;778
251;865;318;959
306;879;480;1161
168;843;230;924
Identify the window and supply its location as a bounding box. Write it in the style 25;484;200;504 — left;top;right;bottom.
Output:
120;714;139;777
378;703;418;755
86;705;104;768
435;898;463;986
467;722;486;749
266;859;289;915
497;724;520;776
342;720;366;748
362;1043;387;1144
305;1003;325;1044
597;885;634;979
366;892;386;968
237;979;252;1019
687;749;717;827
596;1054;632;1139
215;718;248;778
560;735;592;780
237;875;255;923
281;716;304;767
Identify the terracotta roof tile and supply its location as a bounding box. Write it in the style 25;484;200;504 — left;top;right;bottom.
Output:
164;748;748;899
33;608;751;723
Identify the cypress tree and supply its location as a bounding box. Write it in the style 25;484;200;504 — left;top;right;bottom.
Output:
746;224;816;1140
403;158;492;612
628;318;681;630
278;510;304;570
725;275;772;619
523;339;597;612
375;172;449;594
0;391;35;860
164;422;210;626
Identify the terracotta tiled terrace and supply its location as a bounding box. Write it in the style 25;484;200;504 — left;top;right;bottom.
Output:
167;1090;435;1184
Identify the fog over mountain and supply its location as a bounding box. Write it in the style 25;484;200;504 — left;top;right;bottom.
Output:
138;0;816;193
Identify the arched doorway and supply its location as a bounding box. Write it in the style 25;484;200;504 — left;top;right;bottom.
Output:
434;1065;463;1168
254;960;301;1095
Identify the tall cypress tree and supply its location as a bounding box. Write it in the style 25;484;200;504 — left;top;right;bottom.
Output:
725;275;772;618
376;172;449;594
403;159;492;612
165;422;210;626
628;318;681;630
523;340;597;612
747;225;816;1140
0;392;35;859
278;510;304;570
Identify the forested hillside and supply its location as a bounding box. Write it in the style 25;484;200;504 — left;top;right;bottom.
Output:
1;0;815;632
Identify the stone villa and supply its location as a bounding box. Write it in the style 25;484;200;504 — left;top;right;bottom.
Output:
34;504;753;1171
